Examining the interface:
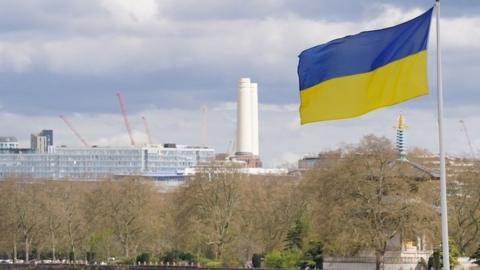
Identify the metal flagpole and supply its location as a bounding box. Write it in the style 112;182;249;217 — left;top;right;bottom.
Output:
435;0;450;269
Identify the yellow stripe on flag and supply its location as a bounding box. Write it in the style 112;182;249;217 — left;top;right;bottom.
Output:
299;50;428;124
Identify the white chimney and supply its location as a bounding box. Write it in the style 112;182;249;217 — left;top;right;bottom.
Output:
236;78;253;155
250;82;259;156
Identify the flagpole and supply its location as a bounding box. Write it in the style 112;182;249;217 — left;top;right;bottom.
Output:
435;0;450;269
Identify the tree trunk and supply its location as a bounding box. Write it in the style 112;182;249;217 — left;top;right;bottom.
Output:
71;244;76;262
36;245;41;260
71;245;76;263
68;221;76;263
218;241;224;259
213;244;219;260
124;238;129;257
375;251;384;270
24;236;29;262
12;237;17;263
51;231;56;260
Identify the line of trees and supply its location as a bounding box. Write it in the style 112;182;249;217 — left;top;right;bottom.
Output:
0;170;307;266
0;135;479;270
0;178;162;263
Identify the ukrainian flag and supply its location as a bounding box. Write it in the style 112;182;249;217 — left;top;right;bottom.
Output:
298;8;433;124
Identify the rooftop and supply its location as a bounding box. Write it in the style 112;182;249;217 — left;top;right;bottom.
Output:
0;137;18;143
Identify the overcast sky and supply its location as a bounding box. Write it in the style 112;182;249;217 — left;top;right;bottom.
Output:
0;0;479;167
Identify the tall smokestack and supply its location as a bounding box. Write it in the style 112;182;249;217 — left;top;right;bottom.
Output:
236;78;253;155
250;82;259;156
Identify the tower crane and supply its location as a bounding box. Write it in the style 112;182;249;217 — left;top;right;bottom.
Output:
459;120;476;159
59;115;89;147
116;92;136;146
227;138;236;156
141;116;153;145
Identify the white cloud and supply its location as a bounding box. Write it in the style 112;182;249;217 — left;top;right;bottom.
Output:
260;104;297;112
0;42;35;72
0;3;478;75
364;5;425;30
442;17;480;49
100;0;160;25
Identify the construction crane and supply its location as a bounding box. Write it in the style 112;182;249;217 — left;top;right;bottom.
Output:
116;92;136;146
226;139;236;156
141;116;153;145
459;120;476;159
59;115;89;147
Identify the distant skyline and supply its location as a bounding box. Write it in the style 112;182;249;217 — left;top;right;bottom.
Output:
0;0;479;166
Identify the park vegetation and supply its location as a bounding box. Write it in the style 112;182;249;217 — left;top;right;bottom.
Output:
0;135;479;270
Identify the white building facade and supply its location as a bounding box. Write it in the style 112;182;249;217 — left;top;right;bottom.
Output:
0;144;214;180
0;137;18;150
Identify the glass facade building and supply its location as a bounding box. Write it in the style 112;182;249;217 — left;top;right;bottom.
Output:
0;144;214;180
39;130;54;146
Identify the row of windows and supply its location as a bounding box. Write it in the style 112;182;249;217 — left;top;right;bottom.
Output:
0;143;17;148
0;148;214;179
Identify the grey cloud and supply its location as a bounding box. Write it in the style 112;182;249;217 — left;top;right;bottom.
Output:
0;0;478;165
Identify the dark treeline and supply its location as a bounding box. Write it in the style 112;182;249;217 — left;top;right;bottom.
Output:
0;135;479;270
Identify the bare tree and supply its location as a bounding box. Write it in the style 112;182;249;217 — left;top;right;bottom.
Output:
38;181;64;260
304;135;437;270
0;179;20;262
87;177;156;257
58;182;88;262
11;180;43;262
449;161;480;255
172;164;242;259
238;176;307;253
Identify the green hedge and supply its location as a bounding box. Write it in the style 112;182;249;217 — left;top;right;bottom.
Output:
264;249;302;269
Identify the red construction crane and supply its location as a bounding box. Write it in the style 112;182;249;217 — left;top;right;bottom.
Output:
116;92;136;146
59;115;89;147
141;116;153;145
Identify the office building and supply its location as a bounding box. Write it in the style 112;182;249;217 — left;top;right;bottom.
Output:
0;143;214;181
0;137;18;150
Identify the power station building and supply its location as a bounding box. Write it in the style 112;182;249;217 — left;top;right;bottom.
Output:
232;78;262;167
